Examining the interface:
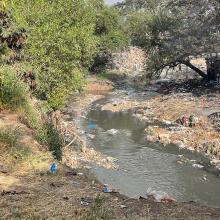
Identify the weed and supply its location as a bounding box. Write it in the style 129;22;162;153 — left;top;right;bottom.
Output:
37;122;63;161
81;195;114;220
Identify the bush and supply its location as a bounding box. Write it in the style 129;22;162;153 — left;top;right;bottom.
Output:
0;127;29;160
37;122;63;161
0;66;28;110
0;127;20;149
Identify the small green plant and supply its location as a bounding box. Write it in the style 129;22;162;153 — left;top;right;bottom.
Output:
0;66;28;110
37;122;63;161
0;127;31;161
96;72;109;80
0;127;20;149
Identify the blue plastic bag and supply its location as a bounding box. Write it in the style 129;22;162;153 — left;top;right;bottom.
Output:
50;163;57;174
87;121;95;129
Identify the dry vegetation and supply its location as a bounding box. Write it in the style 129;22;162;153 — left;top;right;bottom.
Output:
101;87;220;169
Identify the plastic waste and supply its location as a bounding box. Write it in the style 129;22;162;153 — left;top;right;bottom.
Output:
107;129;118;135
192;164;204;169
103;184;112;193
50;163;57;174
87;121;95;129
147;188;176;203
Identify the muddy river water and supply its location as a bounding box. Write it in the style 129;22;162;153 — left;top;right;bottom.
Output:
77;91;220;207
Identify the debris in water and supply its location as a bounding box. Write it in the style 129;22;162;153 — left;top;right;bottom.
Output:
107;129;119;135
88;121;95;129
203;175;208;181
147;188;176;203
192;164;204;169
88;134;95;139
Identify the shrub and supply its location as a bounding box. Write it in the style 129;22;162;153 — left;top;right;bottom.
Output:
0;127;20;149
0;66;28;110
37;122;63;161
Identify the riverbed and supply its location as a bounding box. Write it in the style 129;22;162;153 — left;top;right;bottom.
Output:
73;88;220;207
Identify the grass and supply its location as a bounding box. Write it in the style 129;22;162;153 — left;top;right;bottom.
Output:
96;71;123;81
36;122;63;161
81;195;114;220
0;127;52;171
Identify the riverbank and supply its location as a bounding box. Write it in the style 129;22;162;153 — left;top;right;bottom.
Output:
1;77;220;219
102;79;220;171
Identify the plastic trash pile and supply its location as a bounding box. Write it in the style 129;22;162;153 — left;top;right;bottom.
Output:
147;188;176;203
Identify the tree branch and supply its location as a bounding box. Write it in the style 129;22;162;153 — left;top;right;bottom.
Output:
181;60;207;78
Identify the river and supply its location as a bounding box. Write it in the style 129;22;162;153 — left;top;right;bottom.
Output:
75;89;220;207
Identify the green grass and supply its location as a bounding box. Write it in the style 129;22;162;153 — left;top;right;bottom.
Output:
0;66;28;110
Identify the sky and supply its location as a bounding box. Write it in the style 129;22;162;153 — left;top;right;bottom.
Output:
105;0;122;5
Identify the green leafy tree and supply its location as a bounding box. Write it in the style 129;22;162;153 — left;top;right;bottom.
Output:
8;0;127;109
9;0;99;109
118;0;220;79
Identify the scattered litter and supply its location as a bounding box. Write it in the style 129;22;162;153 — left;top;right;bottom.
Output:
63;196;69;201
88;134;95;139
81;197;93;206
103;184;112;193
177;160;184;165
107;129;119;135
66;171;77;176
120;205;127;209
77;173;84;176
50;163;58;174
147;188;176;203
192;164;204;169
88;121;95;129
202;175;208;181
50;182;64;188
162;120;172;125
1;190;29;196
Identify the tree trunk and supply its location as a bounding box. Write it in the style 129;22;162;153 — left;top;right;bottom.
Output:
181;60;207;79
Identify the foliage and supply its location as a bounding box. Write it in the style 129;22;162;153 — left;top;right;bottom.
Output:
123;11;151;47
0;66;28;110
0;127;20;149
118;0;220;78
95;6;128;52
37;122;63;161
6;0;127;109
